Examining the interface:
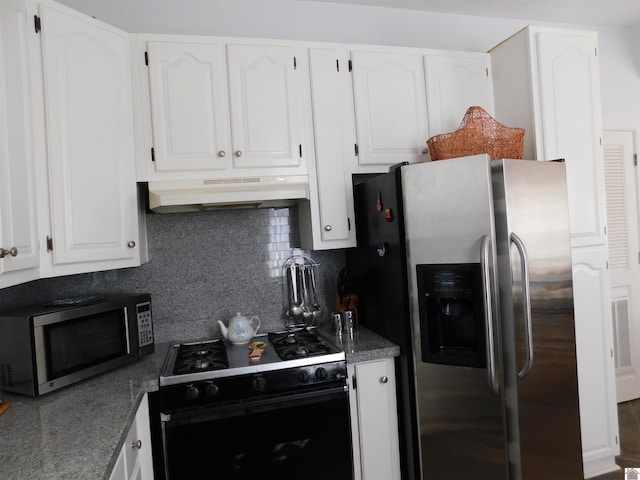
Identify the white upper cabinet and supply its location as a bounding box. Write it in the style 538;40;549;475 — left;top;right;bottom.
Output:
350;50;430;172
147;41;231;172
0;0;39;288
424;52;494;138
38;2;141;272
300;47;357;250
142;38;309;180
536;32;605;248
491;27;606;248
227;44;307;171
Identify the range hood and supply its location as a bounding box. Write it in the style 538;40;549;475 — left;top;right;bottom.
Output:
147;175;310;213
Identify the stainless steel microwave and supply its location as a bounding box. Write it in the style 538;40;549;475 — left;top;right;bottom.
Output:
0;293;154;396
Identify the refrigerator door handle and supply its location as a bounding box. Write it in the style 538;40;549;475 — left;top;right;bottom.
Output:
510;232;534;379
481;235;499;394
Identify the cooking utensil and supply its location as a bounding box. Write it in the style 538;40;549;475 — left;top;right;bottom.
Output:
300;265;313;321
288;265;303;318
309;265;323;322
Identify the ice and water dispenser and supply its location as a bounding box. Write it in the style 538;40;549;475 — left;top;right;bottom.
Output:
416;264;486;368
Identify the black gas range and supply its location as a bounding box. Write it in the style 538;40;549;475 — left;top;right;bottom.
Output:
154;327;354;479
159;328;346;394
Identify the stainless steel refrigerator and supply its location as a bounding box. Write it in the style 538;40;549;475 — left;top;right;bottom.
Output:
347;154;583;480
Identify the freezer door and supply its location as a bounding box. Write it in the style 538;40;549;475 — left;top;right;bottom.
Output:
492;159;583;479
400;156;508;480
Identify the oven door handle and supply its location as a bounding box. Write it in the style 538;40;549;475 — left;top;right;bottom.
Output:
160;384;348;425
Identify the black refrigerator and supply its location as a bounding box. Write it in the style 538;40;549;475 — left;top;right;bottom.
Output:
347;155;583;480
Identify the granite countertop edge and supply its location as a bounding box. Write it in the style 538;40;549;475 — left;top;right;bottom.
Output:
0;326;398;480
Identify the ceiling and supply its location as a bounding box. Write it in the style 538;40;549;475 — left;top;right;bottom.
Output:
299;0;640;28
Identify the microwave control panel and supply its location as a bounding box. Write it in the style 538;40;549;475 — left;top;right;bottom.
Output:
136;301;154;349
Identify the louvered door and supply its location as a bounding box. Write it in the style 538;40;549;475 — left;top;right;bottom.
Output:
603;129;640;402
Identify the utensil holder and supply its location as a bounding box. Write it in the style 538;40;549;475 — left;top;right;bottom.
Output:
282;255;322;329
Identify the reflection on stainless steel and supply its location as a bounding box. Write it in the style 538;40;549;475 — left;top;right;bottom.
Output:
349;155;583;480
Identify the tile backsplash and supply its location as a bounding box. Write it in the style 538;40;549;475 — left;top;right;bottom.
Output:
0;207;346;343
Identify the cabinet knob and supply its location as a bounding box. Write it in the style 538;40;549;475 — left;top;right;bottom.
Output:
380;376;388;384
218;150;226;157
132;439;142;450
0;247;18;258
324;225;332;232
235;150;243;157
127;241;136;248
422;148;429;154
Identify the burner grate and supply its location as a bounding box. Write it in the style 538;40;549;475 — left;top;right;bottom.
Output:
173;340;229;375
268;330;332;361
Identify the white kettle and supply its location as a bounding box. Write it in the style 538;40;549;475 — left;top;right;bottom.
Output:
217;313;261;345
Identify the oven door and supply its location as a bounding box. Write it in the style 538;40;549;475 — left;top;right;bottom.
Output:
160;386;354;480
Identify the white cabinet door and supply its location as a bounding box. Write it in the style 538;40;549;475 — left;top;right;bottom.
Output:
109;394;154;480
351;51;429;171
39;2;140;269
147;41;231;172
535;31;606;248
424;52;494;138
300;48;356;250
349;358;401;480
0;1;39;286
572;247;620;476
227;44;307;172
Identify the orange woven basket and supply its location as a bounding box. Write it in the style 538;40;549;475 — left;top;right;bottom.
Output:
427;106;525;161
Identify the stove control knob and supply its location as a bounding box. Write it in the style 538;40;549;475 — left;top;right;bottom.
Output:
253;375;266;392
315;367;328;381
185;384;200;401
203;381;220;398
298;370;310;383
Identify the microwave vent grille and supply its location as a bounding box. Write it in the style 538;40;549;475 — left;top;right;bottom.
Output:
0;364;13;387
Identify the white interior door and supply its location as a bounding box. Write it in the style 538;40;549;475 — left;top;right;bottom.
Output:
603;127;640;402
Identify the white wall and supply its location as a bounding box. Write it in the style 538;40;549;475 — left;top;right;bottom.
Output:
58;0;640;125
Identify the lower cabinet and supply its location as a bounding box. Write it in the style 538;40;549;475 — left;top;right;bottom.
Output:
110;394;154;480
571;247;620;477
348;357;401;480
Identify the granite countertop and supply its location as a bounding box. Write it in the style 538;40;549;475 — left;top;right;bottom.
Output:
0;326;398;480
320;325;401;363
0;343;170;480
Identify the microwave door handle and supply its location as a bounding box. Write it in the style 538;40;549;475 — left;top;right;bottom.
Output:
123;307;131;354
510;232;534;379
481;235;499;395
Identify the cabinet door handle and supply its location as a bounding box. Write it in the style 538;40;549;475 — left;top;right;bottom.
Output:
132;439;142;450
218;150;226;157
324;225;332;231
127;241;136;248
235;150;243;157
0;247;18;258
380;376;388;384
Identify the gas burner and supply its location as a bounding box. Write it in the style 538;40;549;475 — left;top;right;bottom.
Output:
173;340;229;375
192;348;212;357
268;330;331;361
